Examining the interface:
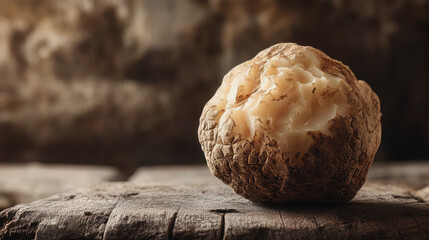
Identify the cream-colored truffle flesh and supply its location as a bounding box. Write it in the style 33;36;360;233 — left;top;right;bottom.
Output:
213;49;348;153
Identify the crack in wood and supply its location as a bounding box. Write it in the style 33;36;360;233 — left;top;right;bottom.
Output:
206;208;233;240
408;192;426;203
210;209;239;214
392;194;414;199
278;210;286;230
102;201;120;240
34;221;42;240
408;213;422;233
219;213;225;240
393;222;405;240
311;214;325;239
0;208;17;235
167;208;179;240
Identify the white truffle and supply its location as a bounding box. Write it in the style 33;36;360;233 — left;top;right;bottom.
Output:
198;43;381;203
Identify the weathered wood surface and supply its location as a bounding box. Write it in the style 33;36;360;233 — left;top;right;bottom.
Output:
129;165;220;185
0;163;123;210
1;163;429;240
130;162;429;188
367;161;429;189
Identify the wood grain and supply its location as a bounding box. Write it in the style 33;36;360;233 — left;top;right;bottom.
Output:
1;179;428;240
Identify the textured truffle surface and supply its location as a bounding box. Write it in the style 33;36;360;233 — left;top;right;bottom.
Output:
198;43;381;203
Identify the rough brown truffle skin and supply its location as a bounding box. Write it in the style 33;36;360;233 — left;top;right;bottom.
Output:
198;43;381;203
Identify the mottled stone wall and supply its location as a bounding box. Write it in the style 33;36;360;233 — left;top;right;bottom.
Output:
0;0;427;171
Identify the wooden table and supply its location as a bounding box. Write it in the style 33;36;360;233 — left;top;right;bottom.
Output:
1;163;429;239
0;163;123;210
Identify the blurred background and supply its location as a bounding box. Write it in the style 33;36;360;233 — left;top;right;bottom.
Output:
0;0;428;174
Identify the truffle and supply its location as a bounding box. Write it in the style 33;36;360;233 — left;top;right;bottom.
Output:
198;43;381;203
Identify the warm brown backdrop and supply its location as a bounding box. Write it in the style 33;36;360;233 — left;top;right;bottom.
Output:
0;0;427;172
